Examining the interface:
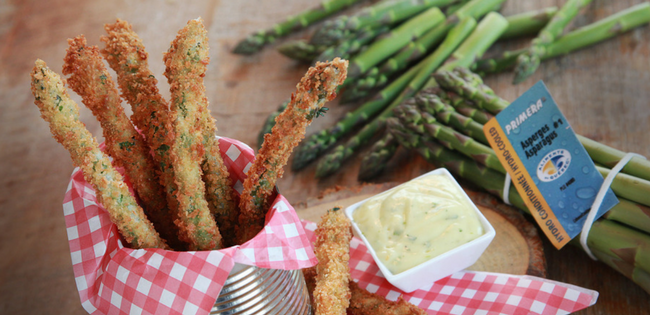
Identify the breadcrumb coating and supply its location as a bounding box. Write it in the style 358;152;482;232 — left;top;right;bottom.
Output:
63;35;180;248
163;18;222;250
31;59;167;249
313;207;352;315
101;19;184;249
237;58;348;244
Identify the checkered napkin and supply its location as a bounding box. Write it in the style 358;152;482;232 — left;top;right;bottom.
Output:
303;221;598;315
63;137;317;315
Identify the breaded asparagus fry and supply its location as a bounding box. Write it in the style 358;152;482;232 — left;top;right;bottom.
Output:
237;58;348;243
163;18;222;250
100;19;182;246
200;113;239;247
62;35;181;249
176;22;238;247
30;60;168;249
313;207;352;315
347;282;427;315
303;267;426;314
303;266;425;314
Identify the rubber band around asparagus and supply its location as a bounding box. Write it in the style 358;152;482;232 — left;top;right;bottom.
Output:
313;206;352;315
164;18;222;250
30;59;168;249
100;19;182;242
62;35;182;249
236;57;348;244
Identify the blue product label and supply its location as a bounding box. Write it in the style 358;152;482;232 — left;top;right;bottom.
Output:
484;81;618;248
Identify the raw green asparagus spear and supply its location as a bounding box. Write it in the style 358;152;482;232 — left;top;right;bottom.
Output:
342;0;504;101
603;199;650;235
598;166;650;208
257;100;289;149
387;120;650;293
315;25;391;63
280;24;391;63
395;104;504;172
339;19;454;102
472;48;524;74
316;13;509;177
345;0;456;31
500;6;558;40
436;67;650;183
433;69;509;114
311;0;455;47
585;219;650;283
475;2;650;75
357;131;399;181
513;0;593;84
580;135;650;183
277;40;323;63
453;100;495;124
589;246;650;294
443;0;471;16
285;0;456;62
414;92;488;144
346;7;446;78
232;0;362;55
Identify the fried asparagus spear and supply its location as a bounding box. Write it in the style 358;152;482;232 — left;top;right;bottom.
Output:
313;207;352;315
237;58;348;244
100;19;183;248
31;60;168;249
192;48;238;247
164;18;222;250
303;267;426;314
62;35;181;248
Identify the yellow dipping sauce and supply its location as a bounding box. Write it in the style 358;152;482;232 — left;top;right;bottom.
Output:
352;174;484;274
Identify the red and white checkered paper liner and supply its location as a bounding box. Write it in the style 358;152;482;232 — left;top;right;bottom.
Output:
302;221;598;315
63;137;317;315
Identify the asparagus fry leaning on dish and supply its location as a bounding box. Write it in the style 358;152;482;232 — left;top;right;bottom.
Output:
237;58;348;244
62;36;181;248
30;60;168;250
303;266;427;314
164;18;223;250
313;207;353;315
101;19;183;248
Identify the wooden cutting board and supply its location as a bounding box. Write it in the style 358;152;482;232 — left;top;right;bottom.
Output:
294;183;546;277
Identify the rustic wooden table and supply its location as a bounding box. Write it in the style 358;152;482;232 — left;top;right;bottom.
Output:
1;0;648;314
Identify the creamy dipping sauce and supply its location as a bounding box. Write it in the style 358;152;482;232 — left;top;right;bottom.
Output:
352;174;484;274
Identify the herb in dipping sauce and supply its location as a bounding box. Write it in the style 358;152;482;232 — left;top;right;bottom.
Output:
353;174;484;274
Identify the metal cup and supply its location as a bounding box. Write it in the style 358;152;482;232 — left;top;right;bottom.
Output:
211;263;311;314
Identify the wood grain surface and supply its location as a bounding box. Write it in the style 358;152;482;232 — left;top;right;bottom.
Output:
1;0;649;314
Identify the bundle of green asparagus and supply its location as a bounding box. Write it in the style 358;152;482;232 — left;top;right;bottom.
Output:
289;0;508;170
351;2;650;180
381;66;650;293
245;1;650;175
